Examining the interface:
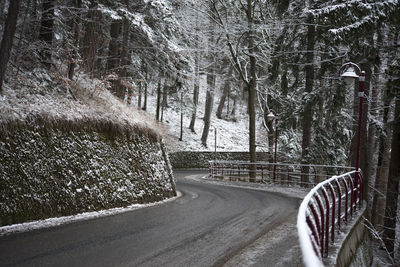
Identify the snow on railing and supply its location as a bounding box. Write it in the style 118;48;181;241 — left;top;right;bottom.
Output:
208;160;354;187
296;170;363;267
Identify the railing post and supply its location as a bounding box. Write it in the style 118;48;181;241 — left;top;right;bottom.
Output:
261;165;264;181
328;184;336;242
310;203;322;248
348;175;355;216
343;177;349;223
334;179;342;229
358;170;364;207
315;194;325;257
321;188;330;257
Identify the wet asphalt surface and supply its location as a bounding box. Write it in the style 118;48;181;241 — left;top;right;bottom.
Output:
0;170;302;267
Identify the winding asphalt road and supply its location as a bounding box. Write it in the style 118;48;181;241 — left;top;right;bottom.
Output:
0;170;302;266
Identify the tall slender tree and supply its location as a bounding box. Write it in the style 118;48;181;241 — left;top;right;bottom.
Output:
0;0;20;92
216;64;234;119
39;0;55;67
67;0;82;80
301;8;316;185
383;60;400;259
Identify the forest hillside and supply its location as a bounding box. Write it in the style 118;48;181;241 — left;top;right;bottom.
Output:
0;0;399;263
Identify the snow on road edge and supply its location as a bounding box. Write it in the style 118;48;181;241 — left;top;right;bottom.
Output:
186;173;308;200
0;192;182;237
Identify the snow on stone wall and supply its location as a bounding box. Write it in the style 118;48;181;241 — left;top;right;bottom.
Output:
169;151;269;169
0;120;176;227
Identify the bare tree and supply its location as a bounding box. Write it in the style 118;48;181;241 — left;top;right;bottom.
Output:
39;0;55;67
156;79;162;121
383;67;400;259
0;0;20;92
200;8;216;147
82;1;100;76
67;0;82;80
300;9;316;185
216;64;234;119
189;34;200;132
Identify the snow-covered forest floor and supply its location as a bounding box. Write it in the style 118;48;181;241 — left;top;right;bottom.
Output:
0;68;163;135
0;68;263;154
126;75;273;153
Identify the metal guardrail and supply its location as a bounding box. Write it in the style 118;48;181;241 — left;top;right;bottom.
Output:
208;160;354;187
297;170;364;267
208;161;363;266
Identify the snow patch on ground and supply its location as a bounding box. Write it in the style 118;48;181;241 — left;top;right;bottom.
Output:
142;75;267;153
187;174;308;200
0;191;181;237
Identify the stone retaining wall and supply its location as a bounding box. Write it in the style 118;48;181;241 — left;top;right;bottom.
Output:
169;151;269;169
0;120;176;226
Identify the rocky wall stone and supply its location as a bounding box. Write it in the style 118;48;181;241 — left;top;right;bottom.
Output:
169;151;269;169
0;123;176;226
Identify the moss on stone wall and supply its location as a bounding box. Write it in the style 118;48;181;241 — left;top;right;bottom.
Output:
0;118;176;226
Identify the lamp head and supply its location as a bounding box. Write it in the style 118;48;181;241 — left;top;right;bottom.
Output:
341;66;359;85
267;112;276;120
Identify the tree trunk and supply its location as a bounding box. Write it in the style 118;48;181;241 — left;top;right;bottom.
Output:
179;91;183;141
360;63;371;200
201;14;216;147
39;0;55;67
82;1;99;76
301;12;315;185
161;77;168;122
201;72;215;147
231;94;237;118
189;43;200;132
383;96;400;258
117;17;130;99
107;20;121;74
246;0;257;182
29;0;41;42
138;82;142;109
371;95;394;230
107;19;121;96
371;46;392;228
0;0;20;92
0;0;5;23
142;68;148;111
162;75;169;109
68;0;82;80
367;64;380;204
13;0;31;76
156;79;161;121
216;64;234;119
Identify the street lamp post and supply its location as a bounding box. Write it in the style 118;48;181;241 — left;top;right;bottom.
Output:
214;127;217;165
273;117;278;182
339;62;365;199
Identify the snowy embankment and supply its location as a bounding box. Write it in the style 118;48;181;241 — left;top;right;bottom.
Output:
0;70;176;227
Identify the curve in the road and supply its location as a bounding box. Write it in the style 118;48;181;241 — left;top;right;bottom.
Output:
0;170;301;267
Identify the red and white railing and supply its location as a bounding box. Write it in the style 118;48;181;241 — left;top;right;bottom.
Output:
297;170;364;266
208;160;354;187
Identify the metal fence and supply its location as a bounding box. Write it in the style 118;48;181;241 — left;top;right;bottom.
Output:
297;170;364;267
208;160;354;187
